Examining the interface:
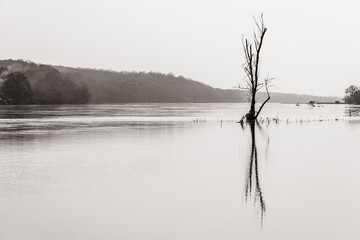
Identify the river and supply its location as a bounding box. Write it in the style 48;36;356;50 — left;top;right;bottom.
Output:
0;103;359;240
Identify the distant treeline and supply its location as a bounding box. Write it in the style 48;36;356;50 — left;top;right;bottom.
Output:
0;59;341;104
55;64;341;104
344;85;360;105
54;65;246;103
0;60;90;104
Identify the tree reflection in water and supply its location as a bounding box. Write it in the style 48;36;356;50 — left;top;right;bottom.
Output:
242;120;266;226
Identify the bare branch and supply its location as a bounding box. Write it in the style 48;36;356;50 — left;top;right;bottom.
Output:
255;78;271;119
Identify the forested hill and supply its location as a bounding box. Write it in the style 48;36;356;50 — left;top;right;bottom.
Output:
0;60;341;104
54;65;246;103
54;65;341;103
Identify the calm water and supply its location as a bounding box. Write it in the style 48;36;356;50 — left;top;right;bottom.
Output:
0;103;359;240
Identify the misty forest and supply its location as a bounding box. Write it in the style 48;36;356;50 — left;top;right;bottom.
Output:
0;59;345;105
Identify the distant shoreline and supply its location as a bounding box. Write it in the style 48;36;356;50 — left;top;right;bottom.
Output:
0;102;353;106
1;59;342;105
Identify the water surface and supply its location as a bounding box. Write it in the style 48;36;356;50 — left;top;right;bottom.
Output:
0;103;359;240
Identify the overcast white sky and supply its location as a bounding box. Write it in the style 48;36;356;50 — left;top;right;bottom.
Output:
1;0;359;96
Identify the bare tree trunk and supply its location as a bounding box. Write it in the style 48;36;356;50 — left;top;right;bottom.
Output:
248;91;256;120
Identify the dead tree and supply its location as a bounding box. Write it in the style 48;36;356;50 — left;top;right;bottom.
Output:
238;15;273;121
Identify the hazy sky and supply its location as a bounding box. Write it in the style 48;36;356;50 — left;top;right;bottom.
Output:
1;0;359;96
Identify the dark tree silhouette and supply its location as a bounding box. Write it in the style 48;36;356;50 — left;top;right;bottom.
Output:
344;85;360;116
238;15;273;121
344;85;360;105
1;72;34;104
308;100;316;107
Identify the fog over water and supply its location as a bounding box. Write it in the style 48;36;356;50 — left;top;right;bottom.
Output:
0;103;359;240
